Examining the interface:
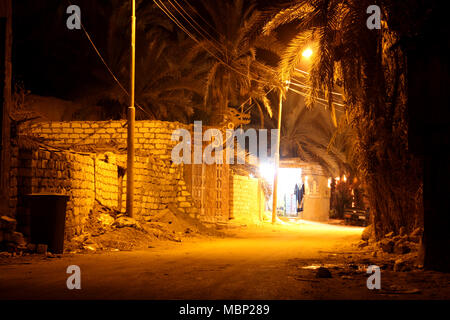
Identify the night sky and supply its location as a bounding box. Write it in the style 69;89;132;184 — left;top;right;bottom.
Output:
12;0;292;101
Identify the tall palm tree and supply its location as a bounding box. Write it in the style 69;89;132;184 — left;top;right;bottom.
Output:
264;0;422;237
179;0;279;124
265;90;349;176
58;0;205;122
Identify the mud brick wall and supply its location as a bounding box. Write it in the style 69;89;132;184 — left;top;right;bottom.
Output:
67;153;95;238
118;154;196;218
25;120;188;161
11;148;98;240
12;119;199;242
94;156;119;209
229;174;264;223
9;145;19;216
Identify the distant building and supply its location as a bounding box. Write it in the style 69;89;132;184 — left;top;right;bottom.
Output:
279;158;331;222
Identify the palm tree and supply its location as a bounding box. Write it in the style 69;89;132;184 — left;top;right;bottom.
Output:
264;0;422;238
57;0;205;122
179;0;279;125
266;90;349;177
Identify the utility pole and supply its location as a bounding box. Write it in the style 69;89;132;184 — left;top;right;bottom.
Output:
126;0;136;218
272;90;283;224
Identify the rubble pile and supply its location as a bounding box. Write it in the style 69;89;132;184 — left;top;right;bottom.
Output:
356;225;424;271
64;203;215;253
0;215;27;256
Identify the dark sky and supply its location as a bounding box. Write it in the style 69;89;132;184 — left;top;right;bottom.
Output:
12;0;290;100
13;1;116;99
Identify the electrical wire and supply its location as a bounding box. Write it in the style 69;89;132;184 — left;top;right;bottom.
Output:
67;0;155;120
170;0;225;53
153;0;272;86
288;87;345;111
289;80;345;106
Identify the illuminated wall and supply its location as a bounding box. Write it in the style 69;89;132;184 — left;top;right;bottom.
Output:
229;174;265;223
302;166;331;222
12;120;199;242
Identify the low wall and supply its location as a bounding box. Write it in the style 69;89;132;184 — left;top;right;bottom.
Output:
25;120;188;161
12;119;199;243
12;119;271;242
12;148;95;240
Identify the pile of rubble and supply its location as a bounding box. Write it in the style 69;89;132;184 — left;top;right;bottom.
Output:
0;215;27;256
64;203;213;253
356;225;423;271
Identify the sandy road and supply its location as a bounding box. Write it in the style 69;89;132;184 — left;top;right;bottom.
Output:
0;221;360;299
1;221;447;300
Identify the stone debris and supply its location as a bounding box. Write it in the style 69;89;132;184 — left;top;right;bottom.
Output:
409;227;423;243
0;216;28;254
394;257;412;272
357;240;369;248
36;244;48;254
315;267;332;278
113;216;141;229
98;213;115;227
0;216;17;231
355;225;424;272
379;238;395;253
361;224;373;241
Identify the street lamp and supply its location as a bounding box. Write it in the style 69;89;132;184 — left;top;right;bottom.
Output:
271;47;313;224
272;81;290;224
126;0;136;218
302;47;313;59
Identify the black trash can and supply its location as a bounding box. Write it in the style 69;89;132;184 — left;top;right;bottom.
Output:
26;193;69;254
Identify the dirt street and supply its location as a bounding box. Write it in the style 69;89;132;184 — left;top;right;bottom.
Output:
1;221;449;300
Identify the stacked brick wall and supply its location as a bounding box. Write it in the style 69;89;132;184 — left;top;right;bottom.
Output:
94;156;119;209
25;120;188;161
11;148;95;240
66;153;95;238
13;119;200;242
229;174;264;223
118;155;196;218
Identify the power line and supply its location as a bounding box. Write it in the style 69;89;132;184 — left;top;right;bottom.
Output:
170;0;225;53
154;0;272;87
291;76;344;97
67;0;155;120
289;80;345;106
288;87;345;111
180;0;224;38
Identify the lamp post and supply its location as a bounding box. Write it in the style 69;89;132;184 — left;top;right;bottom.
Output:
272;90;283;224
271;47;313;224
126;0;136;218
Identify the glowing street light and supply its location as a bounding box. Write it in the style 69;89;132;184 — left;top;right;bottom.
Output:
302;47;313;59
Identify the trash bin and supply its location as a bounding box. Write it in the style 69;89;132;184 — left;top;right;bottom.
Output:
26;193;69;254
